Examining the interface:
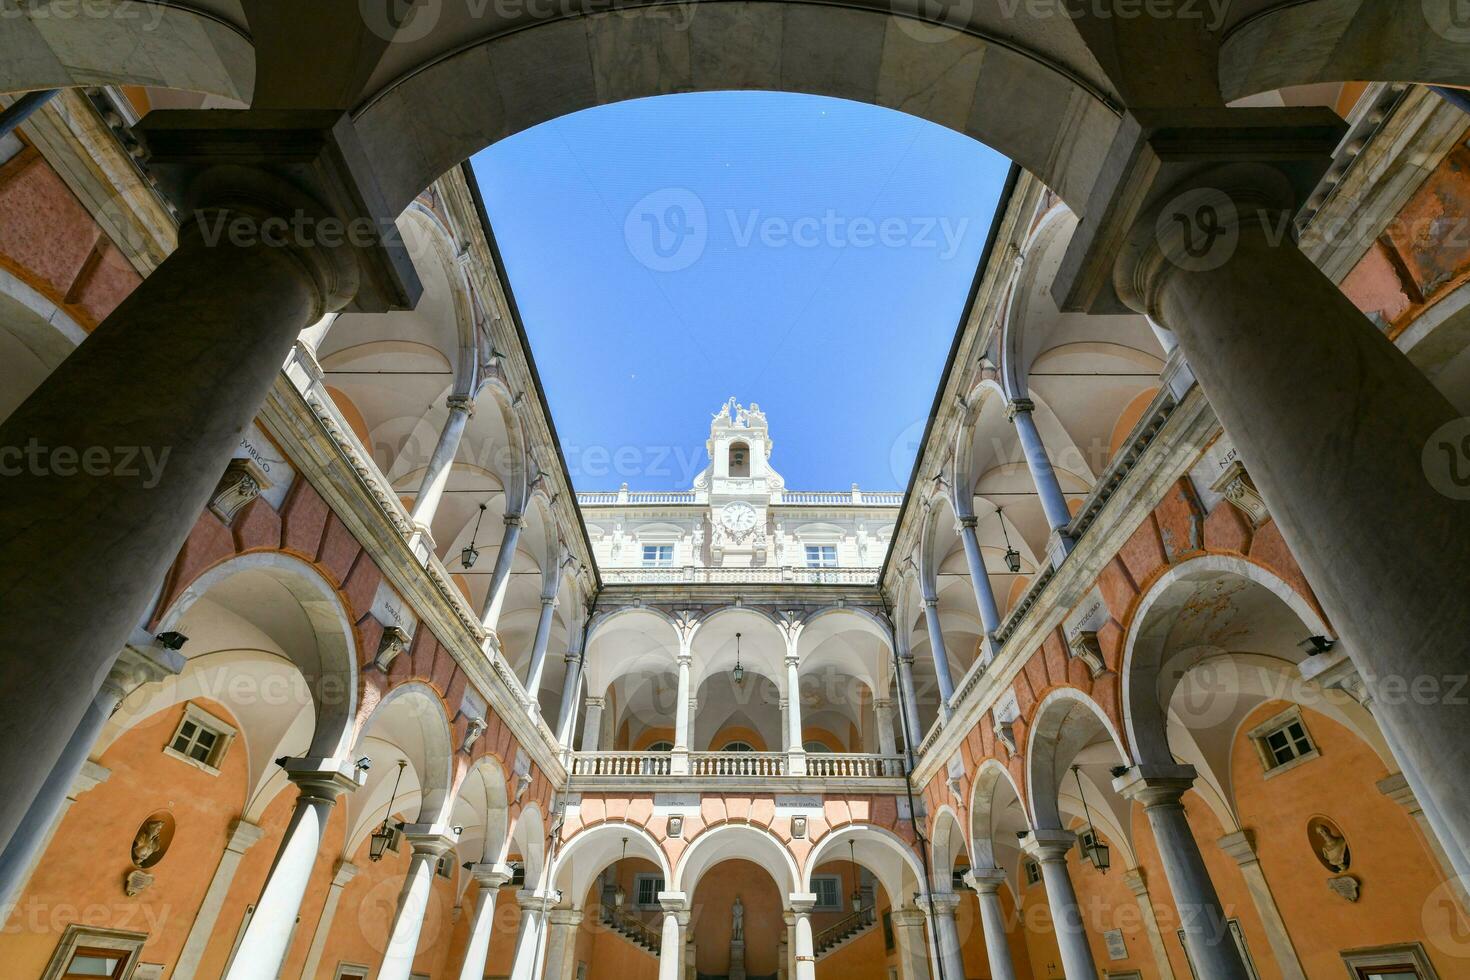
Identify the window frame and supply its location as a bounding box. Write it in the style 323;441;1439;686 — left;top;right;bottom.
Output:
41;926;146;980
1023;859;1042;886
1340;942;1441;979
331;965;372;980
1246;706;1320;777
804;543;839;568
641;543;675;567
811;874;843;911
634;872;665;909
164;702;237;775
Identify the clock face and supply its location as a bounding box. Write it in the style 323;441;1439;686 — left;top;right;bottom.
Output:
720;501;758;533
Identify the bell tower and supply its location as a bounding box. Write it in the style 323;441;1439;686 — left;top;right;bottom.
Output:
700;398;784;566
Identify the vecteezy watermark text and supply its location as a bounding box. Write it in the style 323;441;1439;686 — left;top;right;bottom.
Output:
0;440;170;488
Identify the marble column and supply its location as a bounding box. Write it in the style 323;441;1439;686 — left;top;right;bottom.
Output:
580;697;605;753
956;515;1002;647
407;393;474;558
522;595;558;713
1114;765;1246;979
1121;868;1177;980
456;864;514;980
1129;162;1470;870
785;655;806;775
379;826;459;980
172;818;265;979
544;908;583;980
299;861;360;980
554;652;584;750
507;890;552;980
1022;831;1098;980
1216;831;1306;980
924;892;966;980
223;758;363;980
1005;399;1075;563
0;148;369;856
479;513;524;633
895;655;923;756
658;892;688;980
873;698;898;757
789;894;817;980
967;871;1019;980
890;905;933;980
672;650;693;774
0;640;181;909
922;598;956;716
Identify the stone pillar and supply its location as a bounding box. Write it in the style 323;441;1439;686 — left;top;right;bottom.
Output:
378;826;459;980
0;122;388;857
554;652;584;750
1216;831;1307;980
1377;773;1470;911
223;758;363;980
672;649;693;774
172;819;265;979
785;655;806;775
922;598;956;716
580;697;604;753
1005;399;1075;564
456;864;514;980
968;871;1019;980
1022;831;1098;980
479;513;523;633
956;515;1002;645
0;640;181;910
924;892;966;980
1121;868;1177;980
408;393;474;556
1114;765;1247;978
657;893;688;980
789;894;817;980
544;908;583;980
522;595;558;712
1117;146;1470;870
507;890;552;980
890;905;933;980
873;698;898;757
299;861;360;980
895;655;923;756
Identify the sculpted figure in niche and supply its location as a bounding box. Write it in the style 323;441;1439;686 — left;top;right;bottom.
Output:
1308;817;1351;872
732;895;744;940
131;818;166;867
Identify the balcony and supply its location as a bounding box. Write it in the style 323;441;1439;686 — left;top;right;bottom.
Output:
567;750;908;793
597;565;879;586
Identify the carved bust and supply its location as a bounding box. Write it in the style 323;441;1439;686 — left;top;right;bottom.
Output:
131;818;166;867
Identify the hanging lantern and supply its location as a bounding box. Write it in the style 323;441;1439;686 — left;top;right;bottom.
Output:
613;837;628;909
461;502;487;569
369;760;407;862
732;631;745;685
1072;765;1111;873
998;507;1022;574
848;840;863;912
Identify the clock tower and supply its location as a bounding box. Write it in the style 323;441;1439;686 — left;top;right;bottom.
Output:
697;398;784;566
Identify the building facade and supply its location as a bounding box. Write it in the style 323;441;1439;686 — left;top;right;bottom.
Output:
2;10;1470;980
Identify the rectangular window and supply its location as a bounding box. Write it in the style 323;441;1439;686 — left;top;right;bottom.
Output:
642;544;674;567
62;950;129;979
805;544;838;567
42;927;145;980
164;703;236;774
1247;707;1319;776
812;875;842;910
332;967;370;980
1340;942;1439;979
1024;859;1042;885
634;873;664;908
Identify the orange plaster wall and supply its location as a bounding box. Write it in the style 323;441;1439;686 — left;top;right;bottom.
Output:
952;884;1036;980
690;859;783;975
1230;701;1456;977
1017;875;1065;980
1060;827;1157;978
0;701;247;974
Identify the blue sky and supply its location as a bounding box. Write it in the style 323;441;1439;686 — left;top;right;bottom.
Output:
471;92;1011;492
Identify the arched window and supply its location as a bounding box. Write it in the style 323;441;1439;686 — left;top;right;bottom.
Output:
803;740;832;754
728;441;750;477
720;740;755;752
645;740;674;753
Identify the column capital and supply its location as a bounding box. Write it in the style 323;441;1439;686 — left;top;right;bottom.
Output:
657;890;689;913
1216;829;1259;866
967;869;1006;895
787;892;818;915
469;862;515;890
1004;398;1035;421
956;514;979;529
1121;867;1150;899
785;653;801;669
923;596;939;608
923;892;962;916
503;512;525;527
515;888;558;910
332;860;360;887
584;695;605;709
548;908;583;926
872;696;893;710
445;393;475;415
69;760;111;800
1376;772;1421;813
1112;763;1197;807
540;594;557;608
1020;828;1076;863
224;818;266;854
400;823;460;857
278;756;365;803
104;639;187;702
888;905;927;927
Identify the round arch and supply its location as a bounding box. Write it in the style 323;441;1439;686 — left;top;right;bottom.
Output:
1024;686;1129;833
506;803;548;892
451;754;512;870
348;679;457;850
969;758;1029;872
675;824;799;903
803;823;926;905
551;822;671;910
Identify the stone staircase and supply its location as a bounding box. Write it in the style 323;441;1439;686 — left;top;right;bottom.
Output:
815;906;878;957
600;903;661;954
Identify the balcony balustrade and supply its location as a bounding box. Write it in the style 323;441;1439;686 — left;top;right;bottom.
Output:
567;750;907;792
